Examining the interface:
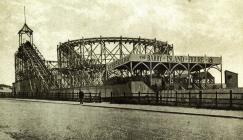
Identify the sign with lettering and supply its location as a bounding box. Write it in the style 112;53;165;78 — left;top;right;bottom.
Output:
107;54;221;70
130;54;221;64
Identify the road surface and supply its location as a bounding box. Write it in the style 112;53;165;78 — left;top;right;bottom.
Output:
0;99;243;140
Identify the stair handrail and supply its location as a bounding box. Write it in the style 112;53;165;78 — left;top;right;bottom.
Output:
23;43;59;89
22;47;50;90
32;44;45;61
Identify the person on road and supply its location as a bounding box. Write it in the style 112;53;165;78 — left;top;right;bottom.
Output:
79;91;84;104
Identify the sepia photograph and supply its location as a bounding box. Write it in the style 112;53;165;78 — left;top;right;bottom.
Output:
0;0;243;139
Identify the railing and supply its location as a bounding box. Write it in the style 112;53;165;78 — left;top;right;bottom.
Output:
109;90;243;110
62;37;170;47
0;92;101;103
33;44;45;62
22;47;49;89
23;43;58;89
0;92;13;98
2;90;243;110
29;46;51;75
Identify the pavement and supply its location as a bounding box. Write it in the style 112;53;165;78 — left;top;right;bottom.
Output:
2;98;243;120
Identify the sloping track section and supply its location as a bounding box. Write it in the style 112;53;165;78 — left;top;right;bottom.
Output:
15;41;58;92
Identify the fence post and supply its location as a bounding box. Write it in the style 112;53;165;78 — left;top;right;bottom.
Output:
138;92;141;104
89;92;92;102
110;92;113;103
230;90;232;108
189;91;191;106
156;91;159;104
99;92;101;103
215;91;218;107
175;90;178;106
165;91;167;105
123;92;125;103
199;90;202;107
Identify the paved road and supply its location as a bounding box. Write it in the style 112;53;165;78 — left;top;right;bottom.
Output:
0;99;243;140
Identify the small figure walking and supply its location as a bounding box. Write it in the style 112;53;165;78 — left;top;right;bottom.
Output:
79;91;84;104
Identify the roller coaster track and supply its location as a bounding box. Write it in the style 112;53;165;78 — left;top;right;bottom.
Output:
59;37;174;65
58;46;103;68
21;42;57;90
62;37;171;47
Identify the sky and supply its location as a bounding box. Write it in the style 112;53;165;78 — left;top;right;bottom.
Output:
0;0;242;86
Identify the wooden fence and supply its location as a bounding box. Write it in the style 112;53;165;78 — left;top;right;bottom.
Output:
1;89;243;109
110;90;243;109
0;92;101;103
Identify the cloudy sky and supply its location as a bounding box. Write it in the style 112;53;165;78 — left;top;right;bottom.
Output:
0;0;243;86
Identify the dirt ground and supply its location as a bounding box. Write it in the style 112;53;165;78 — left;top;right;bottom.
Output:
0;99;243;140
